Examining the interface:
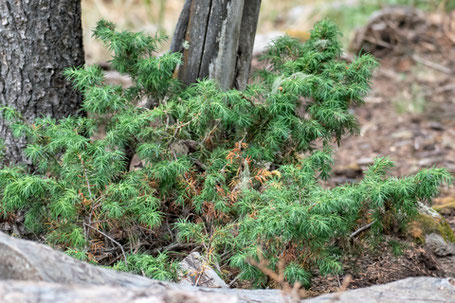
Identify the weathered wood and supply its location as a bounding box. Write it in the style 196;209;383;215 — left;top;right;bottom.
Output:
0;0;84;165
171;0;261;90
209;0;244;91
199;1;229;79
179;0;212;86
234;0;261;90
170;0;192;54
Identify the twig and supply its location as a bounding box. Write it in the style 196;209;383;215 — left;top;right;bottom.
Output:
349;221;376;239
363;36;392;49
228;273;241;287
412;54;452;74
83;223;128;266
329;274;352;302
423;83;455;97
151;241;196;254
78;154;95;240
247;251;304;303
201;119;221;147
336;274;341;288
78;155;95;203
194;267;205;287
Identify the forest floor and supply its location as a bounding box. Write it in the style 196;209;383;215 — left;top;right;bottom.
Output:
3;2;453;297
302;9;455;297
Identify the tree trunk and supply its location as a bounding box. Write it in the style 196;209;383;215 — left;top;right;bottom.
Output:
0;0;84;166
171;0;261;91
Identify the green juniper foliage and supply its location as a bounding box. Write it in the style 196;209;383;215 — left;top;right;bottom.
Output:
0;19;452;286
113;252;179;280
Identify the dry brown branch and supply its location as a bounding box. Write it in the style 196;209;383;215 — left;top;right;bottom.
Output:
349;221;376;239
83;223;127;266
329;274;352;302
246;251;305;303
412;54;452;74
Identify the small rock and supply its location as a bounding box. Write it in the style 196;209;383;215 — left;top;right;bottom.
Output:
442;134;455;149
104;71;133;88
439;207;455;216
170;141;190;157
418;202;442;219
428;121;444;131
418;157;444;167
424;233;455;257
333;163;363;178
129;153;144;171
357;157;374;167
253;31;284;56
178;252;228;289
391;130;414;139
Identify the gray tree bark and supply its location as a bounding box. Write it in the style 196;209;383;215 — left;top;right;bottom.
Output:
171;0;261;91
0;0;84;166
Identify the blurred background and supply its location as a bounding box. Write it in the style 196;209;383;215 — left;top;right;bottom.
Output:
81;0;454;64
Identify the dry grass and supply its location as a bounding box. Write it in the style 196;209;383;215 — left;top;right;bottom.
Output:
81;0;184;63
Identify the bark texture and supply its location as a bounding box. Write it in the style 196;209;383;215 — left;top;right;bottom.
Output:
0;0;84;166
171;0;261;90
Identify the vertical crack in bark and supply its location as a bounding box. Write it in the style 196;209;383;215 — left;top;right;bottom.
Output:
197;0;213;79
212;0;245;90
174;0;260;90
233;48;242;90
234;0;261;90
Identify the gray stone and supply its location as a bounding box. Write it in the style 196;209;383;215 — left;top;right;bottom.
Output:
253;31;284;55
418;202;442;219
0;232;283;302
0;232;165;288
1;232;455;303
178;251;229;288
104;71;133;88
304;277;455;303
0;277;454;303
357;157;374;166
0;280;238;303
425;233;455;257
391;130;414;139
